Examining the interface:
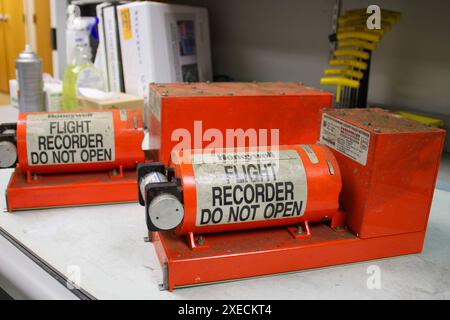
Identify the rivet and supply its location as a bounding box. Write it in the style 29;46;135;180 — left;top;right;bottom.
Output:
197;236;205;246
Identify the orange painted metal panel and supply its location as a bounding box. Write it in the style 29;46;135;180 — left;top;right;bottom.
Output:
148;82;333;165
153;225;425;291
6;167;138;211
321;108;445;238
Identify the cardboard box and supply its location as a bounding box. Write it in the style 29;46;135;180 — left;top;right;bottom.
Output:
44;83;63;112
117;2;212;103
77;92;144;111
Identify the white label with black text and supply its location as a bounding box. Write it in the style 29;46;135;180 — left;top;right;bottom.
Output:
191;150;307;226
320;113;370;166
26;112;115;166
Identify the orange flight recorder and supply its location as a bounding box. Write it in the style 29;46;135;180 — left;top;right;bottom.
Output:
138;107;445;291
1;109;145;211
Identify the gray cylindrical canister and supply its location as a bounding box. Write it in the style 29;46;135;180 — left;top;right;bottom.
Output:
16;45;44;112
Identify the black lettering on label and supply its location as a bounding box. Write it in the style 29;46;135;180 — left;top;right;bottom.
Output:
200;209;211;225
274;202;284;218
285;182;294;201
193;150;307;226
211;208;223;224
27;113;115;166
212;187;222;206
293;201;303;216
200;208;224;225
233;185;243;205
38;136;46;151
264;203;275;219
49;120;92;135
223;185;233;206
228;204;260;223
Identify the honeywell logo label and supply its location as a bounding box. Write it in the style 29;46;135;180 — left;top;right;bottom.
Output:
214;151;275;162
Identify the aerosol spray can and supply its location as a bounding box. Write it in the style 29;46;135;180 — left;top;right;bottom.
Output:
16;45;44;112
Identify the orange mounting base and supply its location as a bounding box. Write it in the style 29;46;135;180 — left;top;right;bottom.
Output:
5;167;138;212
152;223;425;291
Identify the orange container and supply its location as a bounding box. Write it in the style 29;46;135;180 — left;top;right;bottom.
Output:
147;82;333;165
169;144;341;235
16;110;145;174
319;108;446;238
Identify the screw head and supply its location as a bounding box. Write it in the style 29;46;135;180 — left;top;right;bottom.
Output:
197;236;205;246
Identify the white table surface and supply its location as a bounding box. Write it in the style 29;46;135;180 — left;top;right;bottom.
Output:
1;105;449;300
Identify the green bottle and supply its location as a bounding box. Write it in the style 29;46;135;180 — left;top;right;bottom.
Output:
62;45;104;111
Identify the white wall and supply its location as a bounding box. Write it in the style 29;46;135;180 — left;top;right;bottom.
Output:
204;0;334;86
201;0;450;118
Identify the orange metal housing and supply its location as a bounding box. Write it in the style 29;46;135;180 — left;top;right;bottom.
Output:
6;109;145;212
16;110;145;174
147;82;333;165
148;108;444;291
320;108;446;239
169;145;342;235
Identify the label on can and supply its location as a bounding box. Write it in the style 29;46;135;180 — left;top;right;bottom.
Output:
191;150;307;226
26;112;115;166
319;113;370;166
